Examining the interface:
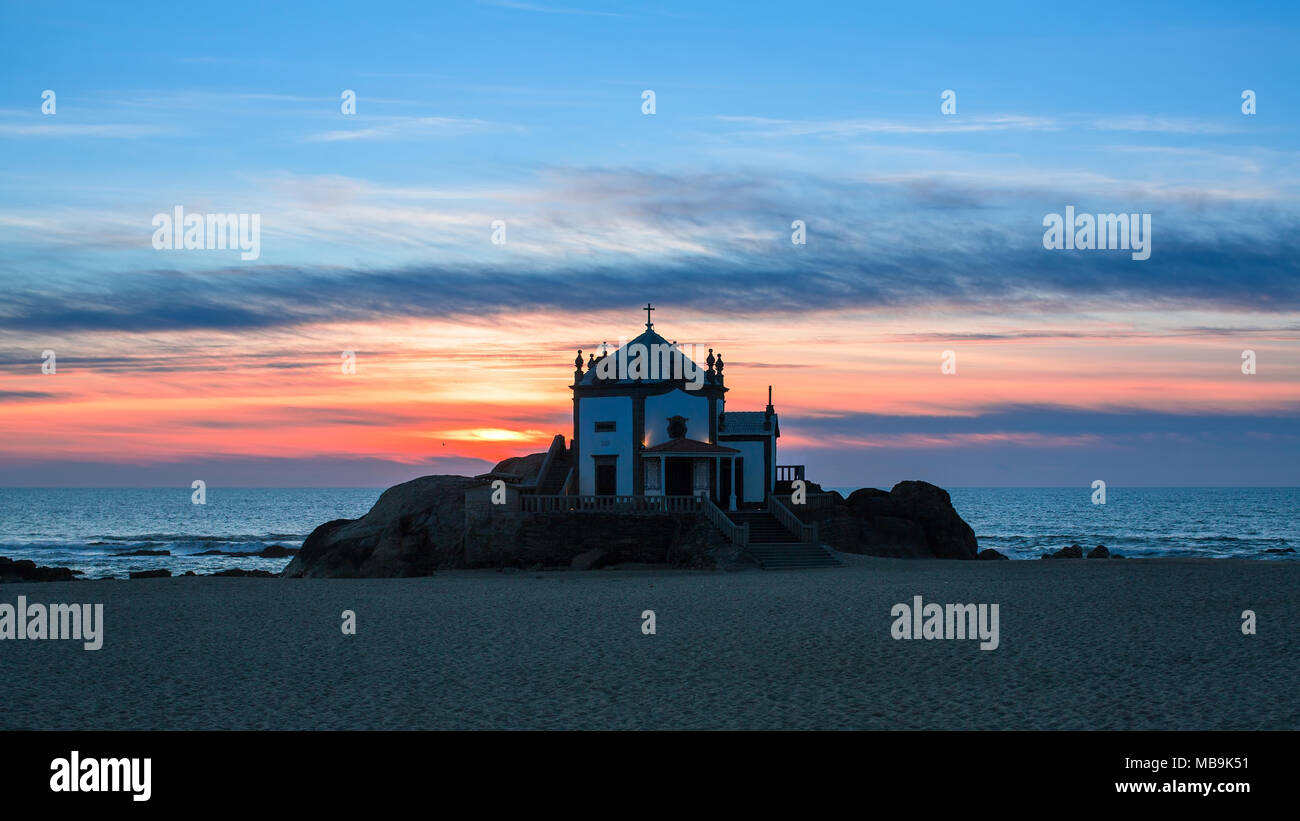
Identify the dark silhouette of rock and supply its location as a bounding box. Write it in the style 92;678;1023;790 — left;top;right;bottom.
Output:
116;548;171;556
129;569;171;579
256;544;297;558
1043;543;1084;559
1087;544;1110;559
571;548;607;570
209;568;275;577
488;452;547;483
288;474;724;577
789;481;978;559
194;544;298;558
978;548;1009;560
0;557;82;582
1264;547;1295;554
283;475;481;578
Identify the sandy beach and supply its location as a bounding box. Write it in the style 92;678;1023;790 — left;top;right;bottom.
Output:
2;556;1297;731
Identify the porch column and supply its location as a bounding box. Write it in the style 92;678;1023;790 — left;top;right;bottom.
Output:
659;457;665;497
729;456;737;510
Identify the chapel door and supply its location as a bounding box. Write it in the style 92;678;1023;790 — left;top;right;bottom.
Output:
665;459;692;496
595;463;617;496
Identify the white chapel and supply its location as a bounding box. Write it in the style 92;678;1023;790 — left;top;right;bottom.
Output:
566;306;784;510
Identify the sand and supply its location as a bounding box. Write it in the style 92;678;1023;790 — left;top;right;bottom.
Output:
2;556;1297;730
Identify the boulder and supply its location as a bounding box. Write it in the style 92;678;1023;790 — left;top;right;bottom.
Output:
1043;543;1084;559
129;569;172;579
1087;544;1110;559
978;548;1009;560
489;452;547;484
0;557;82;583
1264;547;1295;554
194;544;298;558
283;475;481;578
257;544;297;558
116;548;171;557
210;568;276;577
791;481;978;559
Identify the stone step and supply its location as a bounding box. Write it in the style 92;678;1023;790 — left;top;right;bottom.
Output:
746;542;842;569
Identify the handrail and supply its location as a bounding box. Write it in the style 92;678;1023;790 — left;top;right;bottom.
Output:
520;494;701;513
771;491;837;510
531;434;567;489
768;493;818;545
701;496;748;548
775;464;805;481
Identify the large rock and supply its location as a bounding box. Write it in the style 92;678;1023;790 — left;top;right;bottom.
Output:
282;475;480;578
129;569;171;579
1043;543;1084;559
793;481;978;559
489;452;546;483
467;510;720;570
0;557;82;583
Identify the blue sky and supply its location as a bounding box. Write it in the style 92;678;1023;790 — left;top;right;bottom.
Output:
1;0;1298;486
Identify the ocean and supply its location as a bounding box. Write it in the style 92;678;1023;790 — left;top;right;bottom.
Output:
0;486;1295;577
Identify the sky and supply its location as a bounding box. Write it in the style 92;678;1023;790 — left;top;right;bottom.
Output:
0;0;1297;487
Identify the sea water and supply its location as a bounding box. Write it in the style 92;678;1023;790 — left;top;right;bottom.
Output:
0;486;1294;577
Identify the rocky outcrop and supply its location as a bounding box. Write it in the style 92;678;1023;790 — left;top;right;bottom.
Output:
1087;544;1110;559
129;569;171;579
793;481;979;559
1043;543;1084;559
287;470;726;577
0;557;82;582
286;473;974;576
194;544;298;558
283;475;481;578
978;548;1009;560
487;452;546;483
475;511;719;570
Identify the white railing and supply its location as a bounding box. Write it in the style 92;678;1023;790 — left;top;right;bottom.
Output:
775;464;805;481
771;491;837;510
520;494;701;513
702;496;749;548
768;493;818;545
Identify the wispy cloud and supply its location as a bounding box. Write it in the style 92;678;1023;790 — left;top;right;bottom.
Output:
478;0;628;17
304;115;505;142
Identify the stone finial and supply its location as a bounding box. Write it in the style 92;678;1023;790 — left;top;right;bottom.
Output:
574;349;584;370
715;353;724;374
706;348;715;371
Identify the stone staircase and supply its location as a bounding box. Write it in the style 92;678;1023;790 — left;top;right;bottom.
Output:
726;509;842;569
537;452;572;494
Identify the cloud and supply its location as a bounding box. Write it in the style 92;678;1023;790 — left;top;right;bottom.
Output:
478;0;627;17
0;122;179;138
304;116;505;142
2;167;1297;334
